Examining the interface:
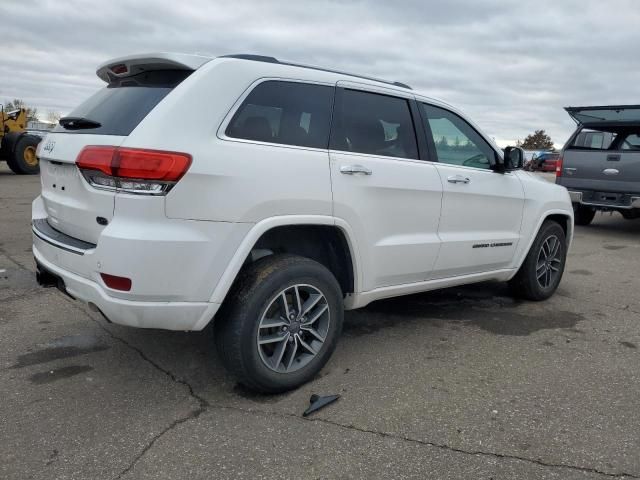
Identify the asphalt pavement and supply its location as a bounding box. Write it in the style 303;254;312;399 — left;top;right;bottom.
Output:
1;164;639;479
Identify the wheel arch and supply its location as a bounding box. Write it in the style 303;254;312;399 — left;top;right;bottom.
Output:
208;216;362;306
512;209;573;274
544;213;572;240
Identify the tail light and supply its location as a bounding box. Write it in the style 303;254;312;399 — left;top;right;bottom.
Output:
76;146;191;195
555;155;563;178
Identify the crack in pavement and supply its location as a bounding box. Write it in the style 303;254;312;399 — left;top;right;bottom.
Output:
303;415;640;479
155;401;637;480
12;262;640;479
114;406;208;480
1;289;42;303
81;302;638;480
0;245;31;271
59;297;210;480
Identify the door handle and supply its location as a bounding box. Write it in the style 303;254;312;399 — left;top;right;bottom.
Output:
447;175;471;184
340;165;372;175
603;168;619;175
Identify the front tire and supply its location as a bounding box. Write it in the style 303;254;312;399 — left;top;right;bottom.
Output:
573;204;595;226
215;254;343;393
509;221;567;301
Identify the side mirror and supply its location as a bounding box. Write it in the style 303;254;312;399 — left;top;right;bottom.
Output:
502;146;525;170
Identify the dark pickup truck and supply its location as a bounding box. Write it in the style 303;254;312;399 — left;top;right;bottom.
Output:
557;105;640;225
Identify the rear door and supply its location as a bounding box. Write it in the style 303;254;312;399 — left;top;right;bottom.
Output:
38;68;192;244
329;83;443;291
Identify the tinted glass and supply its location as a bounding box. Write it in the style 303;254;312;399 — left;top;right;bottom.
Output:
53;70;190;136
571;129;616;150
622;133;640;150
567;106;640;124
331;89;418;159
421;104;495;169
226;81;333;149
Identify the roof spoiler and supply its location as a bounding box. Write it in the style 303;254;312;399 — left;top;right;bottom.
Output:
96;52;212;83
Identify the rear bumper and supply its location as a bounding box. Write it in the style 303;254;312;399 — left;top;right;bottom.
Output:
568;190;640;209
33;245;220;330
30;194;245;331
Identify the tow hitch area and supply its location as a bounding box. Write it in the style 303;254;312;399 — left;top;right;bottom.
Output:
35;261;74;298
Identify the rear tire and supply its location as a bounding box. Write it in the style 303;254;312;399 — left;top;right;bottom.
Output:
620;209;639;220
7;134;40;175
215;254;343;393
509;221;567;301
573;204;596;226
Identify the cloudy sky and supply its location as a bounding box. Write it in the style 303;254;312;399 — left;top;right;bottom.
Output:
2;0;639;147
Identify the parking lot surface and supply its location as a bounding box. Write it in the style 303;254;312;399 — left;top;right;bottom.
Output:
2;164;639;479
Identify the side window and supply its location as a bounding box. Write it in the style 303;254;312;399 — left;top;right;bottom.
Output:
421;103;495;169
331;89;418;160
622;133;640;150
226;81;333;149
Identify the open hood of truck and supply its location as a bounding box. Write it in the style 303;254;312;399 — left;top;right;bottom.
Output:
565;105;640;126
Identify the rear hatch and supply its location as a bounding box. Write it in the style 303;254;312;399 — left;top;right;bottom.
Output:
38;54;208;244
559;105;640;194
565;105;640;124
39;134;125;244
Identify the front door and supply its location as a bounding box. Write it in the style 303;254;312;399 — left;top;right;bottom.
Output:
329;85;443;291
419;102;525;278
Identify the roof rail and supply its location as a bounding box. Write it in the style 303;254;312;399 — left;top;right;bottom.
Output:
220;54;412;90
219;54;279;63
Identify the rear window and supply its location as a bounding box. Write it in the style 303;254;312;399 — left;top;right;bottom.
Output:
570;129;616;150
54;70;190;136
226;81;334;149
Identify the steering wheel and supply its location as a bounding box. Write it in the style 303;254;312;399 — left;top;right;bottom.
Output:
462;154;488;167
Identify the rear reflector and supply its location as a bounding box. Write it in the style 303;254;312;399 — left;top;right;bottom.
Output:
100;273;132;291
76;146;191;195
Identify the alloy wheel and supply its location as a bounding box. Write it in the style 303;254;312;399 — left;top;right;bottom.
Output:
257;284;330;373
536;235;562;288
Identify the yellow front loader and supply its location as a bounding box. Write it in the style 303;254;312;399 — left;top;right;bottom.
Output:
0;106;41;174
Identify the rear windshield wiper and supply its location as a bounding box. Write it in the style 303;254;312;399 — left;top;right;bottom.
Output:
59;116;102;130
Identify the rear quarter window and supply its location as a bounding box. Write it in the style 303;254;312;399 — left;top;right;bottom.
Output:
54;70;190;136
226;81;334;149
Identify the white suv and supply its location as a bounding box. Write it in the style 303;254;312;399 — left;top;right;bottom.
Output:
32;53;574;392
